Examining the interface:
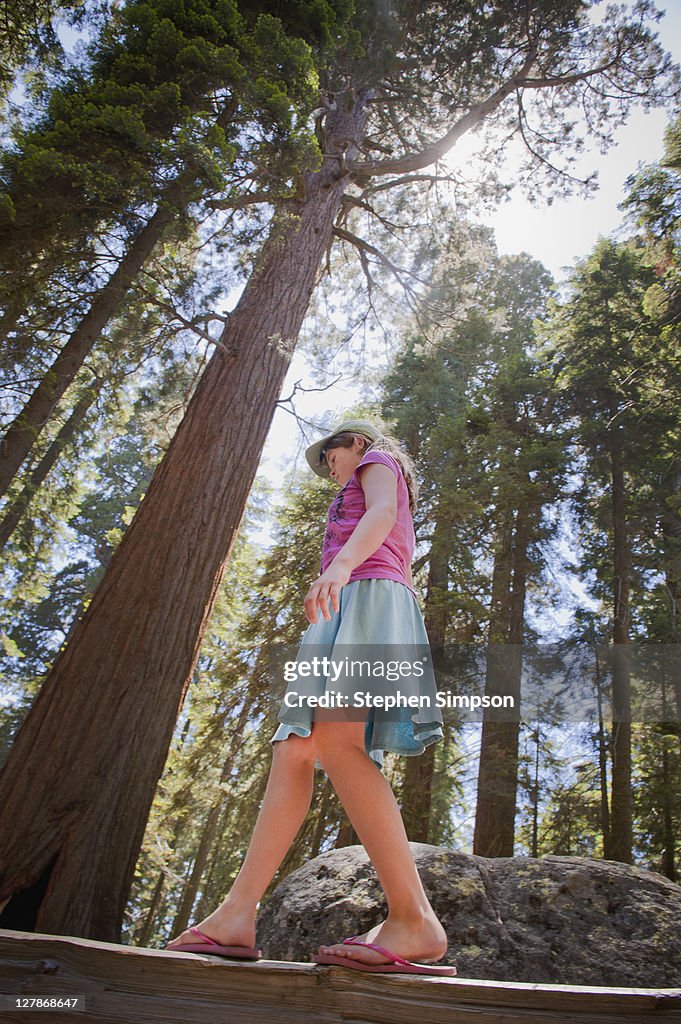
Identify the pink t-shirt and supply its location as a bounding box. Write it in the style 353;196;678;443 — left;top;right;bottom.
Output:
320;450;416;595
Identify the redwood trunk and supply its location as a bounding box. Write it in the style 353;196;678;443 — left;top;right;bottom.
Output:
335;816;360;848
401;509;448;841
594;647;611;857
171;802;224;937
0;96;368;940
474;493;529;858
660;465;681;643
530;725;540;858
608;429;632;863
660;686;677;882
309;779;332;859
135;870;166;948
474;506;513;857
660;466;681;738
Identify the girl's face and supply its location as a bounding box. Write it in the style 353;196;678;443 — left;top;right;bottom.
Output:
324;437;365;487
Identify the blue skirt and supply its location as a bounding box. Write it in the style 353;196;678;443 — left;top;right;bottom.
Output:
270;579;444;768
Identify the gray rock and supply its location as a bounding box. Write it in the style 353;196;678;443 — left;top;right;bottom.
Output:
256;844;681;986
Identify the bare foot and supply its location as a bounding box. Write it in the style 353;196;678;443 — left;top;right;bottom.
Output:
165;899;257;950
317;911;447;966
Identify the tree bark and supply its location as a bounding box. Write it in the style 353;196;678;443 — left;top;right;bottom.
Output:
473;504;514;857
335;815;360;848
193;799;234;924
660;701;677;882
594;645;611;858
608;427;633;863
171;802;224;937
660;465;681;742
401;508;448;842
474;489;529;858
530;725;540;858
0;96;369;941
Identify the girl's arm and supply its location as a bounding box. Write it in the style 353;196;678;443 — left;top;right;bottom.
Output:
304;463;397;624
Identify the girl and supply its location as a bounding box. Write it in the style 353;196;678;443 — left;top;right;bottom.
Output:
166;419;454;976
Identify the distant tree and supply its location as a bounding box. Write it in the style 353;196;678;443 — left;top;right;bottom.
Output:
624;110;681;658
383;236;568;853
472;335;567;857
546;238;664;863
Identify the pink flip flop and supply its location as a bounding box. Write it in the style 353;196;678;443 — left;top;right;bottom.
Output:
165;925;262;960
312;936;456;976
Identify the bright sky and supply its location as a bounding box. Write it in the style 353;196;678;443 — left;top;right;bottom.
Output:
484;98;674;281
459;5;681;279
258;4;681;493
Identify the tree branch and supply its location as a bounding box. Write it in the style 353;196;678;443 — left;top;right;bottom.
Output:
350;49;538;178
276;375;343;418
204;191;286;212
361;172;460;196
350;39;654;180
332;225;426;293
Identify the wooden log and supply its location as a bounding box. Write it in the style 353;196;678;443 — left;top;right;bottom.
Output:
1;929;680;1024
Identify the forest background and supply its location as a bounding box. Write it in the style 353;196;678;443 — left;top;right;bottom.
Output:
1;0;681;948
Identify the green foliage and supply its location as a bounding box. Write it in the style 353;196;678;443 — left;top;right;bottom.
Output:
383;227;564;643
543;236;681;638
0;279;209;689
634;723;681;875
0;0;318;259
533;769;604;857
0;0;86;100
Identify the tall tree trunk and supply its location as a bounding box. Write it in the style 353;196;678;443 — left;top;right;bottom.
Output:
0;186;183;500
660;465;681;747
401;508;448;841
474;505;513;856
0;95;369;941
134;804;187;948
474;489;529;858
608;429;632;863
530;725;540;858
0;382;100;552
135;870;166;949
660;713;677;882
193;799;235;924
593;644;611;858
660;465;681;644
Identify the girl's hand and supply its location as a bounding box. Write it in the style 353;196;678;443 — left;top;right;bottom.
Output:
304;561;351;624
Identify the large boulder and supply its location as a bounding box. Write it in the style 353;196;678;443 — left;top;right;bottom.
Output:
256;844;681;986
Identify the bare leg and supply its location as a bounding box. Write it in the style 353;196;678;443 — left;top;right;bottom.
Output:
166;733;316;949
313;721;447;965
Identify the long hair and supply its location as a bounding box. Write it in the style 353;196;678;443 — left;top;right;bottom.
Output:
321;431;419;513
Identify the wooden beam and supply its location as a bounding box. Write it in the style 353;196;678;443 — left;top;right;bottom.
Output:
1;930;680;1023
